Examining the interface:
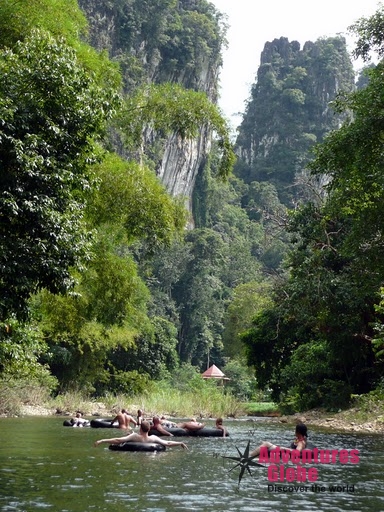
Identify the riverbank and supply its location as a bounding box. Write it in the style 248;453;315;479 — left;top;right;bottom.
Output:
276;407;384;434
17;401;384;434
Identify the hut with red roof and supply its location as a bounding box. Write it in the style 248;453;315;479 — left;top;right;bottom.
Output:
201;364;229;385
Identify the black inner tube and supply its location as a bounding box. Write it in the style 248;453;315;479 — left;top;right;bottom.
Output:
109;442;166;452
90;418;119;428
149;427;227;437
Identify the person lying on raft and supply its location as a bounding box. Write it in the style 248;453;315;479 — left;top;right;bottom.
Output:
152;416;174;436
70;412;89;427
94;421;188;449
215;417;228;437
249;422;308;458
111;409;137;430
176;418;205;432
160;415;177;429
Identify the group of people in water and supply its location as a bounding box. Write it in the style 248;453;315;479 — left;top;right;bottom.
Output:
71;407;308;455
105;408;227;436
90;408;229;449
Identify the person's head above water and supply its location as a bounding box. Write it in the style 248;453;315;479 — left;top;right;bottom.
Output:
295;423;308;437
140;421;151;433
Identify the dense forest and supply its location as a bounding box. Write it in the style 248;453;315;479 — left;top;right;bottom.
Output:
1;0;384;412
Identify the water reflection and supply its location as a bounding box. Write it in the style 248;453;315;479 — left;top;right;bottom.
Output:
0;417;383;511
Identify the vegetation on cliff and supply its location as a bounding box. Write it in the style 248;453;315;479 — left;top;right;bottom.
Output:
241;10;384;412
0;0;235;396
2;0;384;420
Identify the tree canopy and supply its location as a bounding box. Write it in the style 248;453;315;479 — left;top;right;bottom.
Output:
0;29;119;320
242;7;384;410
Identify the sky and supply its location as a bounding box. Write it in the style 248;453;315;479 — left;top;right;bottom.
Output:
210;0;382;128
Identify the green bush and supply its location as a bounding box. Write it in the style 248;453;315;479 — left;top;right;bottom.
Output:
223;359;256;400
278;340;353;411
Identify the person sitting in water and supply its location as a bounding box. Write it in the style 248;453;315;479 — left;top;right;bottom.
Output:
137;409;144;426
94;421;188;449
151;416;174;436
70;412;90;427
215;417;228;437
110;409;137;430
249;422;308;458
176;418;205;432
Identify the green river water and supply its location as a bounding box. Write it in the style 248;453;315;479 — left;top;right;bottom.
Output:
0;416;383;511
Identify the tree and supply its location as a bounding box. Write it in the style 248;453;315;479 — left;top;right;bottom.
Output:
349;7;384;62
108;316;179;384
242;8;384;408
223;281;272;359
173;228;227;365
0;0;88;50
87;153;188;254
119;83;235;179
0;29;119;320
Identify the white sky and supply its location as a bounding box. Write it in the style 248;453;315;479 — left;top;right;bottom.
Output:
210;0;382;128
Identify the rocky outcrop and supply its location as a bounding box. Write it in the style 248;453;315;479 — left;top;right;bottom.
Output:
78;0;224;215
235;36;355;205
157;127;211;213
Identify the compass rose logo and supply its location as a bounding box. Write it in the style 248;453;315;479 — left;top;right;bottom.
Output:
223;440;265;487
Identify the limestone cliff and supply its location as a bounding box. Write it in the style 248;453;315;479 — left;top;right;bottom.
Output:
78;0;224;215
235;36;355;205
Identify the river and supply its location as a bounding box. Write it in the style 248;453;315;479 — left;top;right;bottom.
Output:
0;416;383;511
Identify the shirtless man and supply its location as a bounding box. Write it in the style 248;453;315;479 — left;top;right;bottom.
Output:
215;417;228;437
110;409;137;429
151;416;173;436
176;418;205;432
94;421;188;449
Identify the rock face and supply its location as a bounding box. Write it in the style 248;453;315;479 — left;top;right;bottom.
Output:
157;128;211;212
235;36;355;205
78;0;224;214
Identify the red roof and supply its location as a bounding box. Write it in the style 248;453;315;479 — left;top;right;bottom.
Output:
202;364;226;378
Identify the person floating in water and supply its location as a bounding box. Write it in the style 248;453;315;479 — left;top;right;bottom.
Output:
94;421;188;450
70;412;90;427
160;415;177;428
176;418;205;432
249;422;308;458
137;409;144;425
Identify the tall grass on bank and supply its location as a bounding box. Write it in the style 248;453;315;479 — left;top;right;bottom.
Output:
0;378;245;418
133;386;243;419
100;381;244;419
0;378;53;416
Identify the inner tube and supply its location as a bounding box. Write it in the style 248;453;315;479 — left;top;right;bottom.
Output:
90;418;119;428
109;442;166;452
189;428;228;437
149;427;188;437
63;419;90;427
148;427;228;437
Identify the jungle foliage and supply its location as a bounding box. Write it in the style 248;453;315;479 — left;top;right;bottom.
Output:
235;36;355;206
2;0;384;414
0;0;237;394
242;9;384;411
